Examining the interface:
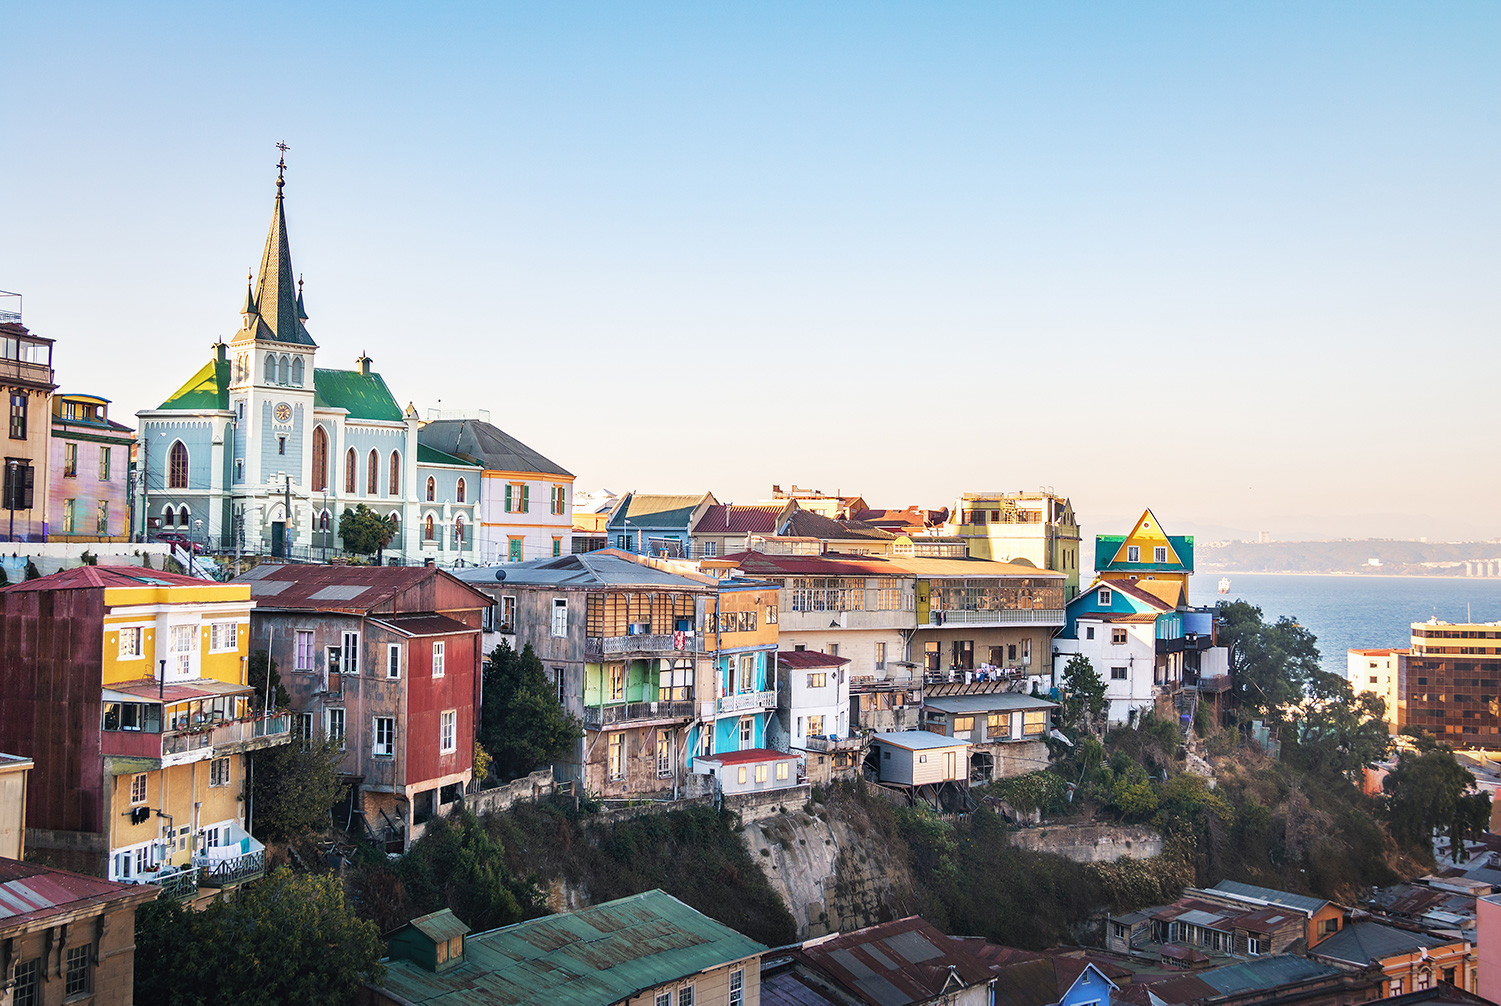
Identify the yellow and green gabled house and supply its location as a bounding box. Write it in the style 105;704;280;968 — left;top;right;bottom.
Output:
134;160;479;562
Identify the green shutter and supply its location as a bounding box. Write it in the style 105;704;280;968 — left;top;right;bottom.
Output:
504;483;512;513
521;485;529;512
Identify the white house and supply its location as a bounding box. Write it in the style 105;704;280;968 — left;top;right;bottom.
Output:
696;749;800;795
871;731;969;787
774;650;851;749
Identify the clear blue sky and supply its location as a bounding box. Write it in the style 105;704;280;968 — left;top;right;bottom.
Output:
6;3;1498;541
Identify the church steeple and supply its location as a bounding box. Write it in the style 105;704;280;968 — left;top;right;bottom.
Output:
244;144;316;347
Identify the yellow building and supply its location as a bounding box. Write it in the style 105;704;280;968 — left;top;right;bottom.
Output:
1093;508;1196;602
944;491;1081;599
0;566;290;894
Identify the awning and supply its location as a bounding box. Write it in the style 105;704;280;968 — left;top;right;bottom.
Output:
103;678;254;705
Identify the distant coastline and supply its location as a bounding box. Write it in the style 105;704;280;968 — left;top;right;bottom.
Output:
1207;570;1496;582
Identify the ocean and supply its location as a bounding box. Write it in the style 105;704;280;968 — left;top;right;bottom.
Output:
1206;573;1501;676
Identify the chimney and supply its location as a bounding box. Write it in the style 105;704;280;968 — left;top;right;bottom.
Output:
357;352;372;376
213;340;228;364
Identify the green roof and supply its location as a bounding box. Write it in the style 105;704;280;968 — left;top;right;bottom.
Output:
1094;534;1195;574
417;443;482;468
377;890;766;1006
158;358;231;410
313;368;403;421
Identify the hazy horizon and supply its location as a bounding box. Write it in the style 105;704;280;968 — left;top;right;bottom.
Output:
6;4;1497;542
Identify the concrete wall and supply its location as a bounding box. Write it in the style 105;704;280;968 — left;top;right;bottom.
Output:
1009;824;1163;863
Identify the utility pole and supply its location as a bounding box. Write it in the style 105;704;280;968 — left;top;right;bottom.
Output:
284;475;292;559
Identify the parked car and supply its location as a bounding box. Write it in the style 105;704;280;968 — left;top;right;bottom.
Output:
155;532;206;554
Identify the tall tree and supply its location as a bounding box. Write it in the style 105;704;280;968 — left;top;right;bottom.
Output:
337;503;396;562
1290;671;1392;777
1384;737;1491;862
135;867;384;1006
1219;600;1323;722
249;733;348;838
478;643;582;782
247;650;290;712
1060;654;1107;738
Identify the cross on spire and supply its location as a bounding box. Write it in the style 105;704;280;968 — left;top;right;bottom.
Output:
275;142;290;188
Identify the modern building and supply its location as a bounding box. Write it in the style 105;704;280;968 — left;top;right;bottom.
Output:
134;158;479;562
237;564;489;849
418;415;575;564
1349;648;1408;729
1093;509;1195;602
362;889;768;1006
0;320;56;542
1400;620;1501;744
48;393;134;542
944;491;1082;599
0;566;290;894
0;857;160;1006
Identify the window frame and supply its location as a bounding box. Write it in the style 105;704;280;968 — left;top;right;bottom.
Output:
168;440;189;488
295;630;314;671
342;630;360;675
373;716;395;758
326;708;347;750
387;643;401;679
209;756;232;787
432;640;445;678
129;772;148;805
1111;627;1128;645
64;944;91;997
440;709;457;754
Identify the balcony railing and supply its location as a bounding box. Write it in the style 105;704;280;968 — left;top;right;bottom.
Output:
125;865;199;901
583;698;696;729
716;690;778;714
198;849;266;888
926;608;1065;626
803;734;867;752
109;714;294;765
586;633;703;658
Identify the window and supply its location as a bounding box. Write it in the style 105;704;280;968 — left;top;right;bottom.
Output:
1391;979;1403;996
609;664;625;701
953;716;975;735
9;393;26;440
987;712;1007;737
1086;626;1095;639
368;449;379;495
737;766;747;784
210;621;238;651
170;623;194;676
99;445;112;480
608;732;625;780
345;448;356;493
552;598;568;637
62;497;76;533
440;709;457;753
326;708;346;749
210;757;231;787
1023;709;1047;736
130;773;148;804
343;631;360;675
387;643;401;679
807;714;825;737
454;514;465;547
776;761;789;780
65;945;91;997
497;595;516;632
807;672;827;688
63;442;78;477
729;969;744;1006
1111;666;1128;680
119;626;142;659
296;712;314;741
374;717;395;757
426;476;436;501
1097;587;1112;606
739;717;753;748
552;537;562;557
97;500;109;534
311;426;328;491
1247;937;1265;956
875;641;886;669
551;485;566;514
291;356;304;386
12;959;38;1006
555;668;566;705
295;630;314;670
755;763;768;783
657;729;673;778
390;451;401;495
1154;546;1168;563
657;992;672;1006
509;537;524;561
432;641;445;677
168;440;189;488
425;514;435;541
456;477;466;503
505;482;530;513
1127;545;1140;562
277;435;286;455
680;986;694;1006
1111;628;1128;645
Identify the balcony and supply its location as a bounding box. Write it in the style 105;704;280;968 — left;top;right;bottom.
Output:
1156;634;1215;655
124;864;199;901
582;698;696;729
803;734;867;753
585;633;702;659
926;608;1065;627
104;714;293;767
198;848;266;887
717;690;778;715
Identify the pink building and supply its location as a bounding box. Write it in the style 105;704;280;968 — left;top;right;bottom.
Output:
49;393;134;541
1477;893;1501;1003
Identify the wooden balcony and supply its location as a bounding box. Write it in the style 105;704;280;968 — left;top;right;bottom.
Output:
582;698;696;729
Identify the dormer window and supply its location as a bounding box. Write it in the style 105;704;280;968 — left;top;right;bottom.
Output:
1098;587;1112;606
1127;545;1140;562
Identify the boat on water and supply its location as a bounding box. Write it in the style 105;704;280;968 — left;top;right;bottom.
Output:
1218;577;1231;594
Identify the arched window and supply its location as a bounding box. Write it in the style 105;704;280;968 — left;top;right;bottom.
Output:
168;441;189;489
424;514;435;541
455;514;465;546
345;449;356;493
389;512;401;537
161;505;175;528
265;353;276;383
278;355;290;385
367;449;379;495
177;506;190;529
426;477;435;502
311;426;329;492
456;478;466;503
291;357;304;386
389;451;400;496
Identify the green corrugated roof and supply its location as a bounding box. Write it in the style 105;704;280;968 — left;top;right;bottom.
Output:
417;443;482;468
159;358;231;410
407;909;471;943
313;368;403;421
1094;534;1195;573
377;890;766;1006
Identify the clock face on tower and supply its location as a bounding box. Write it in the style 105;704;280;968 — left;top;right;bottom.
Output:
274;402;292;423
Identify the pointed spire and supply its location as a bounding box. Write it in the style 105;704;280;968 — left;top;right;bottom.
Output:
247;143;316;347
240;269;258;317
296;273;308;321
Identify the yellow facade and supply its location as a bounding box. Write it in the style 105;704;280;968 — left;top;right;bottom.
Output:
710;586;780;651
99;581;252;687
1097;508;1192;595
107;757;243;871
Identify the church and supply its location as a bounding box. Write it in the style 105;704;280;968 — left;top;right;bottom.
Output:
135;157;481;562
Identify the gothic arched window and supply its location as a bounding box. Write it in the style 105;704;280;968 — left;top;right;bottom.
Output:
168;441;189;489
456;478;466;503
424;514;435;541
367;449;379;495
265;353;276;383
311;426;329;492
345;448;356;493
426;477;435;502
291;357;304;386
389;451;400;496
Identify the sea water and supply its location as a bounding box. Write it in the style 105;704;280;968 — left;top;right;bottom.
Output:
1207;573;1501;676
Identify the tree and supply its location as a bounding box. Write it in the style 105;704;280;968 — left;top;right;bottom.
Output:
1384;737;1491;862
249;734;348;838
1060;654;1107;737
478;643;582;782
1289;671;1392;778
135;867;384;1006
247;650;289;713
1218;600;1323;722
338;503;396;561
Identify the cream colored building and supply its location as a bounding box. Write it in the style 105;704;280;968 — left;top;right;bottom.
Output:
0;753;32;860
944;490;1081;599
1348;648;1406;729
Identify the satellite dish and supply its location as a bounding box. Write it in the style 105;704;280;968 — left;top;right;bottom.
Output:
494;569;506;581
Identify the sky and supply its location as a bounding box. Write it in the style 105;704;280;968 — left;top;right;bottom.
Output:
5;3;1498;544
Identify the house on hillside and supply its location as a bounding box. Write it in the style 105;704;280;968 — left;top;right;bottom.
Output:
238;564;489;850
608;491;718;558
691;502;793;559
789;916;996;1006
1309;921;1474;996
774;650;859;783
920;692;1055;782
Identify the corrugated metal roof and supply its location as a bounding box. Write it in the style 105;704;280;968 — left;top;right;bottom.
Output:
419;419;571;478
794;917;993;1006
312;368;404;422
407;909;471;943
157;357;231;411
0;859;155;927
1196;955;1338;996
417;443;484;469
452;553;717;591
610;493;712;529
762;969;842;1006
234;564;490;613
778;652;851;670
693;505;785;536
1311;922;1452;967
1;565;220;592
872;731;969;752
375;890;766;1006
924;695;1057;714
1210;880;1330;915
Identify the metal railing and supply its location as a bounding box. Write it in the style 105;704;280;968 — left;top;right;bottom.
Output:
926;608;1065;626
161;715;291;759
199;849;265;887
582;698;696;728
127;864;199;901
717;690;778;714
803;734;867;752
589;633;703;656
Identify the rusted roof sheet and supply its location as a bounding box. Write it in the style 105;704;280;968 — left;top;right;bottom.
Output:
234;564;489;614
373;614;479;638
697;748;798;767
0;566;210;592
375;890;765;1006
103;678;254;703
794;917;994;1006
762;968;842;1006
693;505;785;536
407;909;471;943
778;651;852;670
0;858;155;928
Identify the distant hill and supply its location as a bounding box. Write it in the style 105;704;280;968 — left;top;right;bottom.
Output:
1199;539;1501;576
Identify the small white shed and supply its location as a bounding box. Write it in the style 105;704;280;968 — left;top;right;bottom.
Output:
871;731;969;786
697;748;801;795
